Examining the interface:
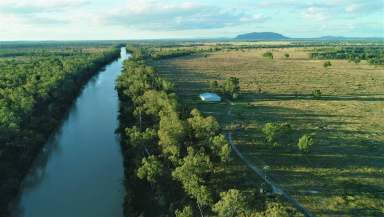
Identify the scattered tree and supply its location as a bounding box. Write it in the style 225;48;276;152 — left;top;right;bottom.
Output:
323;61;332;68
223;77;240;99
284;53;290;58
263;52;273;59
297;134;313;153
262;122;293;147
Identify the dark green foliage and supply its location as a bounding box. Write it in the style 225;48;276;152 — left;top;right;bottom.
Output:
297;134;313;153
172;147;213;207
158;111;185;162
223;77;240;99
137;155;164;183
187;109;220;141
263;51;274;59
285;53;290;58
175;206;194;217
262;122;293;147
311;46;384;65
349;57;361;64
209;135;231;163
152;49;197;59
254;202;305;217
212;189;250;217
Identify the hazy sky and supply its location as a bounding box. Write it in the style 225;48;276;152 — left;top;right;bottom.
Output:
0;0;383;40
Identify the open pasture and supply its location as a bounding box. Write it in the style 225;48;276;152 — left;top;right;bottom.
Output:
150;46;384;217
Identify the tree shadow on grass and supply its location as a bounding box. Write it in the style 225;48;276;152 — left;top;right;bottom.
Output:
233;103;384;217
150;57;384;216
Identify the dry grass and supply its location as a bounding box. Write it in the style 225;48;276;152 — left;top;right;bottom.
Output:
150;47;384;217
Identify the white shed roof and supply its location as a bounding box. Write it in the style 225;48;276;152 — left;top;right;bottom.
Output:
199;92;221;102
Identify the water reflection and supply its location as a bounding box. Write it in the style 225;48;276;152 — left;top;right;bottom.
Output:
11;48;129;217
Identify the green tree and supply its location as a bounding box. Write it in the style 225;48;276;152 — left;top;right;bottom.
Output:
187;109;220;141
213;189;250;217
158;111;185;161
297;134;313;153
137;155;164;183
262;122;293;147
209;134;231;163
172;148;213;211
175;206;194;217
125;127;156;149
223;77;240;99
254;202;305;217
284;53;290;58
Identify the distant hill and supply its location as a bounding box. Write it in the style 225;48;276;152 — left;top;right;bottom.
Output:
317;35;347;40
235;32;289;40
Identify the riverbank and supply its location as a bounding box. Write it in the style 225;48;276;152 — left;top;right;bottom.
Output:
1;45;121;216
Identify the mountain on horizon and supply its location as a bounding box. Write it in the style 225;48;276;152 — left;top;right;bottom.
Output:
235;32;383;41
235;32;289;40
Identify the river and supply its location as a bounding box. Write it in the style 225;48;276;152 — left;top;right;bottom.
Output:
11;47;129;217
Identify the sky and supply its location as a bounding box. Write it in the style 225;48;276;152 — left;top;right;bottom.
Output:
0;0;383;40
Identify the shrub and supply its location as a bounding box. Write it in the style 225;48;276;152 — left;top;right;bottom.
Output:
297;134;313;153
262;122;293;147
284;53;290;58
263;52;273;59
312;89;322;98
323;61;332;68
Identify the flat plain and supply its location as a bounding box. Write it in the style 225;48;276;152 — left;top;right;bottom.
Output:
150;46;384;217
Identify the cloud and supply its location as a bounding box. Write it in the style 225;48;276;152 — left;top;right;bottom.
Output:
0;0;90;14
102;0;267;30
0;0;90;27
302;7;329;21
344;1;383;14
345;4;361;13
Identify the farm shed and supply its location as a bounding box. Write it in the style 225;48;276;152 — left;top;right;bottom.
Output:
199;92;221;102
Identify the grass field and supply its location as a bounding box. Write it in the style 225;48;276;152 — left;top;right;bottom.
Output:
150;47;384;217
